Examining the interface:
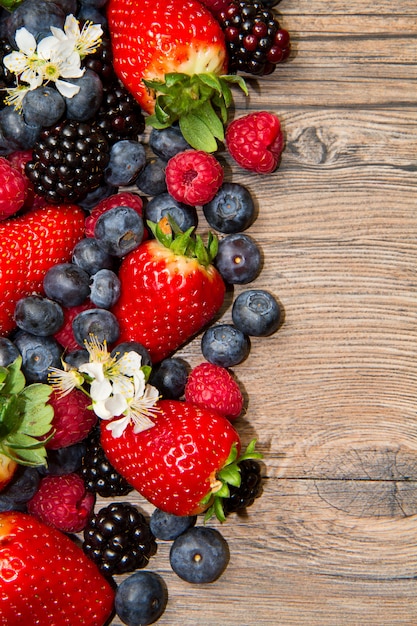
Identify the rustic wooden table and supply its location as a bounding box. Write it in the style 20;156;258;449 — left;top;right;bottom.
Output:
105;1;417;624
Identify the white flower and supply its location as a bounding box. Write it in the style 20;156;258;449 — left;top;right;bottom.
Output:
36;35;84;97
3;27;44;89
105;383;160;438
3;84;31;111
48;363;85;397
50;14;103;59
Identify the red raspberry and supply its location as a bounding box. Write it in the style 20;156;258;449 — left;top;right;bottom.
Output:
225;111;284;174
0;156;29;220
46;388;97;450
165;149;224;206
85;191;144;238
54;302;96;352
27;473;95;533
7;150;46;211
184;361;244;420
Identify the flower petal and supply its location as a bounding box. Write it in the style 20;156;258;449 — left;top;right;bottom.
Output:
106;415;131;438
79;361;105;381
90;377;112;402
15;27;37;55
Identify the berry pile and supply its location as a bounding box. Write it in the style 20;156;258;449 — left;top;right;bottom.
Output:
0;0;290;623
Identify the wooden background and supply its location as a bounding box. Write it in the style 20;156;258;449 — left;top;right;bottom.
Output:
103;1;417;624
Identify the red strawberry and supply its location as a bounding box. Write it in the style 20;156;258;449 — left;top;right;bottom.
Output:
225;111;284;173
0;156;29;220
111;220;225;363
0;511;115;625
27;473;95;533
0;204;85;336
100;398;241;516
85;191;144;238
165;149;224;205
107;0;247;151
184;361;244;420
54;301;96;352
46;389;97;450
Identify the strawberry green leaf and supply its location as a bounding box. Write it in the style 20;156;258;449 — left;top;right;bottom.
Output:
0;357;25;395
179;113;218;153
198;100;225;142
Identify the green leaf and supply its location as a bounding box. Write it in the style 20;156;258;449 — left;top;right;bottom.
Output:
222;74;249;96
197;73;223;94
194;235;210;267
218;464;242;487
198;100;225;142
6;432;46;450
179;113;218;153
1;357;25;395
7;445;48;467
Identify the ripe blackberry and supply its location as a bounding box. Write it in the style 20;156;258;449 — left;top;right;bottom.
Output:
81;427;133;498
223;459;263;515
83;502;158;577
94;80;146;145
25;119;109;203
218;0;291;76
0;38;15;95
82;31;115;84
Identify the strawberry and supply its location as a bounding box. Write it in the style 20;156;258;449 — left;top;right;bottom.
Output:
107;0;247;151
184;361;244;420
0;204;85;336
0;511;115;625
111;220;226;363
101;398;242;517
225;110;284;173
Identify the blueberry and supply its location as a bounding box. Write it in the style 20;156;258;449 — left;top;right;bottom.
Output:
169;526;230;583
42;442;87;476
64;69;103;122
94;206;144;257
149;357;188;400
76;4;108;27
215;233;262;284
22;86;66;128
63;349;90;369
149;125;191;161
135;158;167;196
105;139;147;187
110;341;152;368
232;289;282;336
0;466;40;508
13;330;63;383
43;263;91;307
0;106;40;154
89;269;121;309
79;183;117;211
72;308;120;347
201;323;250;367
0;337;20;367
14;295;64;337
145;193;198;233
4;0;65;47
150;508;196;541
115;571;168;626
202;183;256;233
72;238;115;276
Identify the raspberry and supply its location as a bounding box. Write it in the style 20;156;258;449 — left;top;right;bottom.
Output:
165;150;224;206
225;111;284;174
46;389;97;450
27;473;95;533
184;361;244;420
0;156;29;220
85;191;144;238
54;302;96;352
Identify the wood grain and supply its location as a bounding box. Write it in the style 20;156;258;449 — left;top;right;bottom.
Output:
101;1;417;623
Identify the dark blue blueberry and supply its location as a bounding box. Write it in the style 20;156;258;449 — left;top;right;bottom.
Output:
76;4;108;28
110;341;152;368
72;308;120;347
145;193;198;233
0;337;20;367
22;85;65;128
104;139;147;187
149;357;188;400
0;106;40;154
54;0;78;12
63;349;90;369
79;0;109;8
115;571;168;626
4;0;65;47
201;323;250;367
72;238;115;276
135;158;167;196
64;69;103;122
79;182;117;211
169;526;230;583
0;466;40;510
202;183;256;233
232;289;281;336
41;442;87;476
13;330;63;383
43;263;91;307
150;508;196;541
215;233;262;284
14;295;64;337
94;206;144;257
149;125;191;161
89;269;121;309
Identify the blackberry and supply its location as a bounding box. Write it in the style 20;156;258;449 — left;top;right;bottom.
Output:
25;119;109;203
94;80;146;145
81;427;133;498
223;459;263;515
83;502;158;577
82;31;115;84
218;0;291;76
0;38;15;96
